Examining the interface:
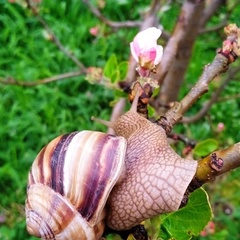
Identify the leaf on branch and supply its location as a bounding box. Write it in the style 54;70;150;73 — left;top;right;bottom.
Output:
118;61;129;81
103;54;128;83
159;188;212;240
193;139;219;158
103;54;118;82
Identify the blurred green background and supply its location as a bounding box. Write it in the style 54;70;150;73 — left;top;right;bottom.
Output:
0;0;240;239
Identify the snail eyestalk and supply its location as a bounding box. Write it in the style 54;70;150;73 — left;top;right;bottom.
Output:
91;86;141;129
91;116;114;129
129;87;141;113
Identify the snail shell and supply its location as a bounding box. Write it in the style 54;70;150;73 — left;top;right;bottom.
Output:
26;131;127;239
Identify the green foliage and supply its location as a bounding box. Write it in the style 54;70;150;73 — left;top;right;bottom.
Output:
0;1;119;239
160;188;212;240
205;169;240;240
193;139;219;158
103;54;128;83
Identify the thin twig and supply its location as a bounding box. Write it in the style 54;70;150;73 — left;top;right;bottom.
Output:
27;0;86;70
182;66;240;123
82;0;142;28
107;98;127;134
163;54;229;130
83;0;169;41
200;0;226;27
0;71;84;86
199;21;227;34
218;93;240;102
168;132;197;148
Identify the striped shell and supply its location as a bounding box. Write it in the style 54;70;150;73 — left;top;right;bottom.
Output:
25;130;127;240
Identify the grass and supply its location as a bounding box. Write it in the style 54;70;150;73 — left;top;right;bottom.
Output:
0;1;240;239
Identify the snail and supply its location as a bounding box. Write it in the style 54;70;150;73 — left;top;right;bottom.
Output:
25;89;198;239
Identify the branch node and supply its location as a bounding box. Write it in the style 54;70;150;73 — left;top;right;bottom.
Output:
155;116;173;135
209;153;224;172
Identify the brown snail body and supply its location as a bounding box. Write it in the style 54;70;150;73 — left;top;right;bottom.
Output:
106;109;197;230
26;92;197;239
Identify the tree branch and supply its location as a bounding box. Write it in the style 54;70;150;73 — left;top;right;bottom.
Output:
182;65;240;123
27;0;86;70
155;0;205;112
189;143;240;192
157;24;240;134
199;21;227;34
218;93;240;102
200;0;226;27
82;0;142;28
107;98;127;135
159;54;229;133
0;71;84;86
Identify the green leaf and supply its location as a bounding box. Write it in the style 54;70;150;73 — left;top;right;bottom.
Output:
148;105;156;118
193;138;219;157
111;70;120;83
159;188;212;240
114;89;128;98
103;54;118;82
118;61;129;80
152;87;160;97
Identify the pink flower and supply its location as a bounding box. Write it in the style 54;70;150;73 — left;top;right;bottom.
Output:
130;27;163;76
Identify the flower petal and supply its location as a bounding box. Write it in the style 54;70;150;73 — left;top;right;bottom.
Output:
135;27;161;49
130;41;139;62
154;45;163;65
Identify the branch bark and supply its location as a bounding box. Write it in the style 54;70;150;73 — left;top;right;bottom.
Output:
182;65;240;123
27;0;86;70
82;0;142;28
155;0;205;114
197;143;240;182
200;0;226;26
188;143;240;193
0;71;84;86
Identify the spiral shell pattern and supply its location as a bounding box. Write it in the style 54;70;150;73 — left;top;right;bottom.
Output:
26;130;127;239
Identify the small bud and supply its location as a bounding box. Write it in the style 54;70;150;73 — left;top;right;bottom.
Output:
200;221;215;236
217;122;225;132
89;26;99;37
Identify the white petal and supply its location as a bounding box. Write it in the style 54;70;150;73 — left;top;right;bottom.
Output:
130;42;139;62
138;28;161;45
134;27;162;51
154;45;163;65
